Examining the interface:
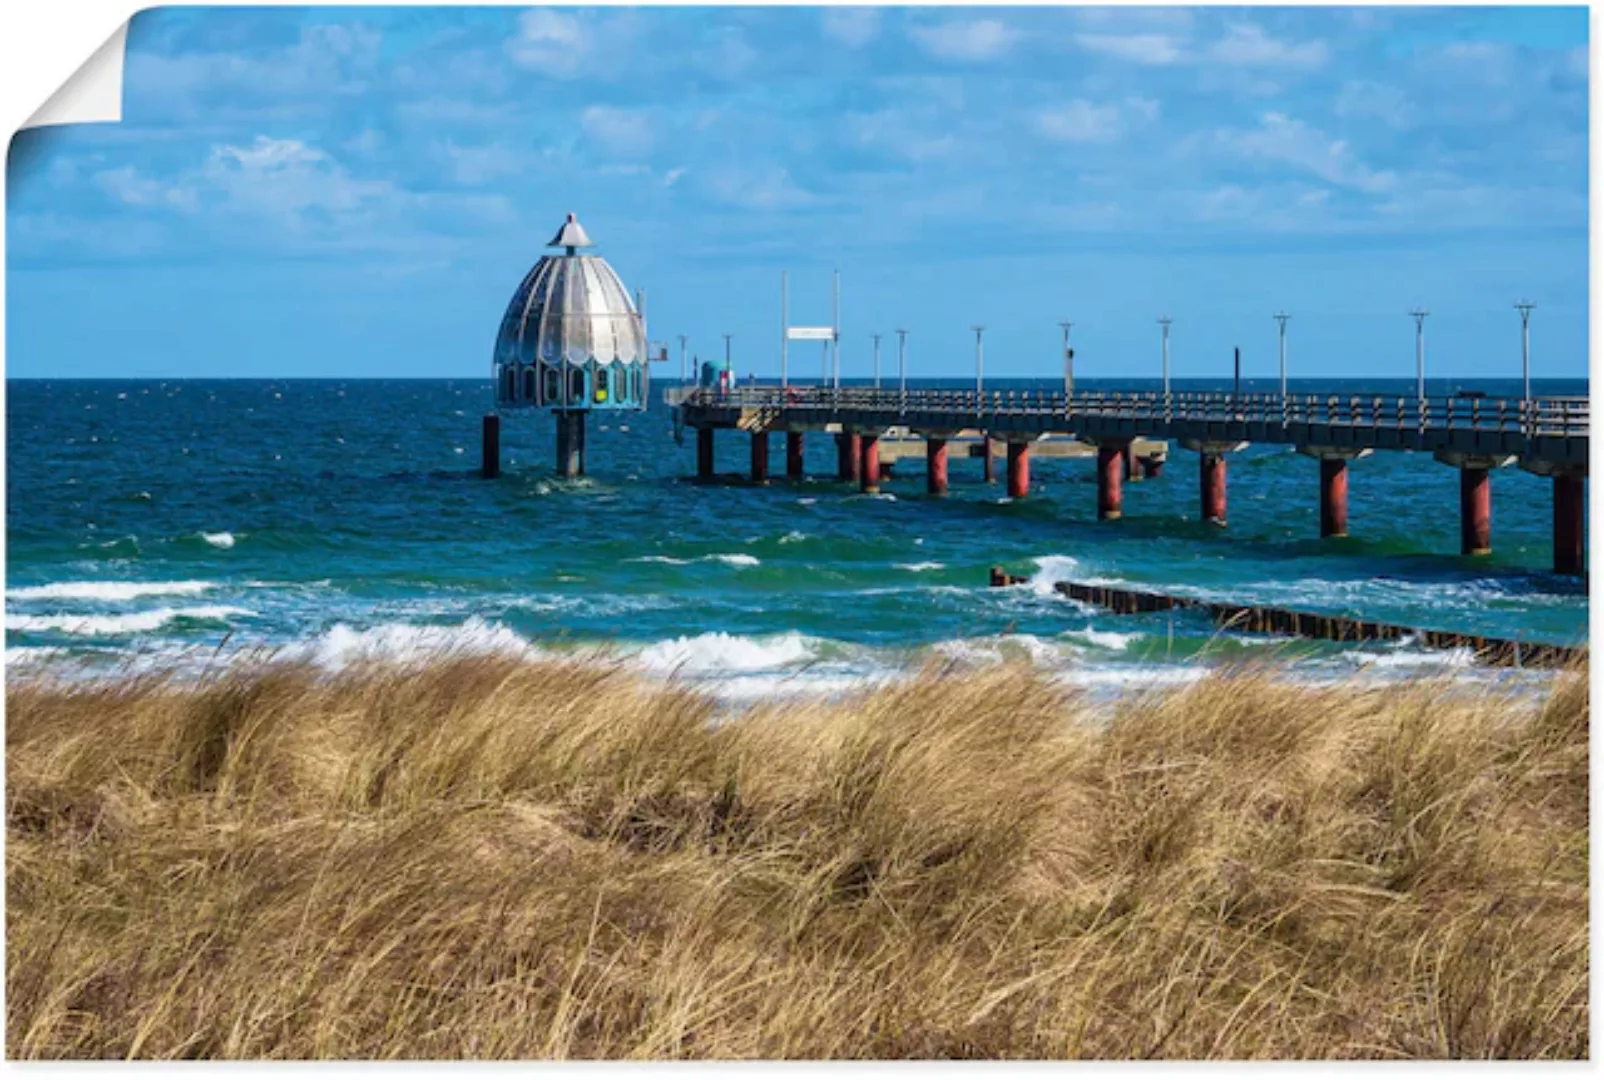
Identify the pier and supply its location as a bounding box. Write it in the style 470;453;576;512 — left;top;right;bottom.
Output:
667;385;1589;574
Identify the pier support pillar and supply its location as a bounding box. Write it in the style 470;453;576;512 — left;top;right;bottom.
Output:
1554;473;1585;576
481;413;500;479
1319;457;1349;538
786;431;805;479
1142;452;1165;479
1122;444;1145;482
1460;467;1491;556
1300;447;1369;539
556;410;586;478
927;437;949;496
751;431;770;484
1006;440;1030;499
1182;440;1247;527
836;432;861;482
860;434;881;494
1096;443;1124;520
696;427;715;481
1199;453;1227;526
1434;452;1513;557
982;435;996;483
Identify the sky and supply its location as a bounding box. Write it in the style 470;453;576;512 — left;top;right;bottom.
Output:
5;5;1591;381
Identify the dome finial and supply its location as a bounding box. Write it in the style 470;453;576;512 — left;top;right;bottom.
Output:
548;212;594;255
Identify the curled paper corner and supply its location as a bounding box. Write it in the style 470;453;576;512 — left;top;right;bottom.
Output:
22;20;129;131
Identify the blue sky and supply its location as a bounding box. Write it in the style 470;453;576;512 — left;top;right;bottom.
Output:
5;5;1590;380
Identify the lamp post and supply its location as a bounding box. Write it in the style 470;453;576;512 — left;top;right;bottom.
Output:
1158;317;1173;410
1515;301;1535;403
896;329;908;401
1410;309;1428;403
678;334;688;383
972;325;985;400
780;270;788;389
1059;320;1074;399
1273;311;1289;399
871;332;882;390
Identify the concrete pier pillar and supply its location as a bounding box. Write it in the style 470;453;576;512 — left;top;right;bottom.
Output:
1142;454;1165;479
1200;452;1227;525
1006;440;1030;499
982;435;996;483
836;432;861;482
860;434;881;494
751;431;770;483
1554;473;1585;576
786;431;804;479
927;437;949;496
1320;457;1349;538
556;411;586;478
696;426;715;481
1460;467;1491;555
1096;444;1124;520
481;413;500;479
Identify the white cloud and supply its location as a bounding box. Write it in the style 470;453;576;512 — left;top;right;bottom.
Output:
1217;113;1397;194
822;8;880;49
581;105;654;157
663;167;687;188
439;141;522;185
1333;80;1417;130
1036;100;1124;143
96;166;198;211
202;136;399;223
846;110;958;161
506;10;590;78
909;19;1019;63
1075;33;1186;66
1208;23;1328;68
702;163;813;210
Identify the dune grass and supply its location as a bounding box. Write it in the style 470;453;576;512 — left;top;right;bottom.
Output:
5;654;1588;1059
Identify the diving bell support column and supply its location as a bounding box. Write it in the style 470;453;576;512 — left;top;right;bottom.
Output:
555;410;586;478
696;426;715;481
481;413;500;479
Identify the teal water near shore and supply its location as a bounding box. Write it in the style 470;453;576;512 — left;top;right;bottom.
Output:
6;377;1588;697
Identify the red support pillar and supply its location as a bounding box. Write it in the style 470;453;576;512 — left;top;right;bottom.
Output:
1006;440;1030;499
1097;444;1123;520
786;430;804;479
1460;467;1491;556
1554;473;1585;576
751;431;769;483
696;426;715;480
836;432;861;482
1200;452;1227;525
927;437;949;496
860;434;881;494
982;435;996;483
1320;457;1349;538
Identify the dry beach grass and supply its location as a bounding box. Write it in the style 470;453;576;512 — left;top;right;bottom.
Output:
5;654;1589;1059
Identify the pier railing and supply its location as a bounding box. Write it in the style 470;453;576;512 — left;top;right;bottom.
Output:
666;386;1590;438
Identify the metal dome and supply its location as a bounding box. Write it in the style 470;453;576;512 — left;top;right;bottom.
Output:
493;213;649;412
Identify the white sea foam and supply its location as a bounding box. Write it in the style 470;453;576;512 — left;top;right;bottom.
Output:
895;561;946;572
8;580;217;602
1026;554;1083;597
632;631;819;675
1061;626;1141;651
201;531;236;549
289;617;540;670
779;530;808;545
7;605;253;636
628;553;760;568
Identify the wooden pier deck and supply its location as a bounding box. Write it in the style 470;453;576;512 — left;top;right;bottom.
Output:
668;385;1589;574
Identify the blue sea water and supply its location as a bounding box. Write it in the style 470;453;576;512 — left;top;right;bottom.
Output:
5;377;1588;698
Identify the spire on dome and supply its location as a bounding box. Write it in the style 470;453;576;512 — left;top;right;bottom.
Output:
548;212;594;254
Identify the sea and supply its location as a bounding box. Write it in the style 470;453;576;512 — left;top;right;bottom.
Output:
6;376;1589;700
